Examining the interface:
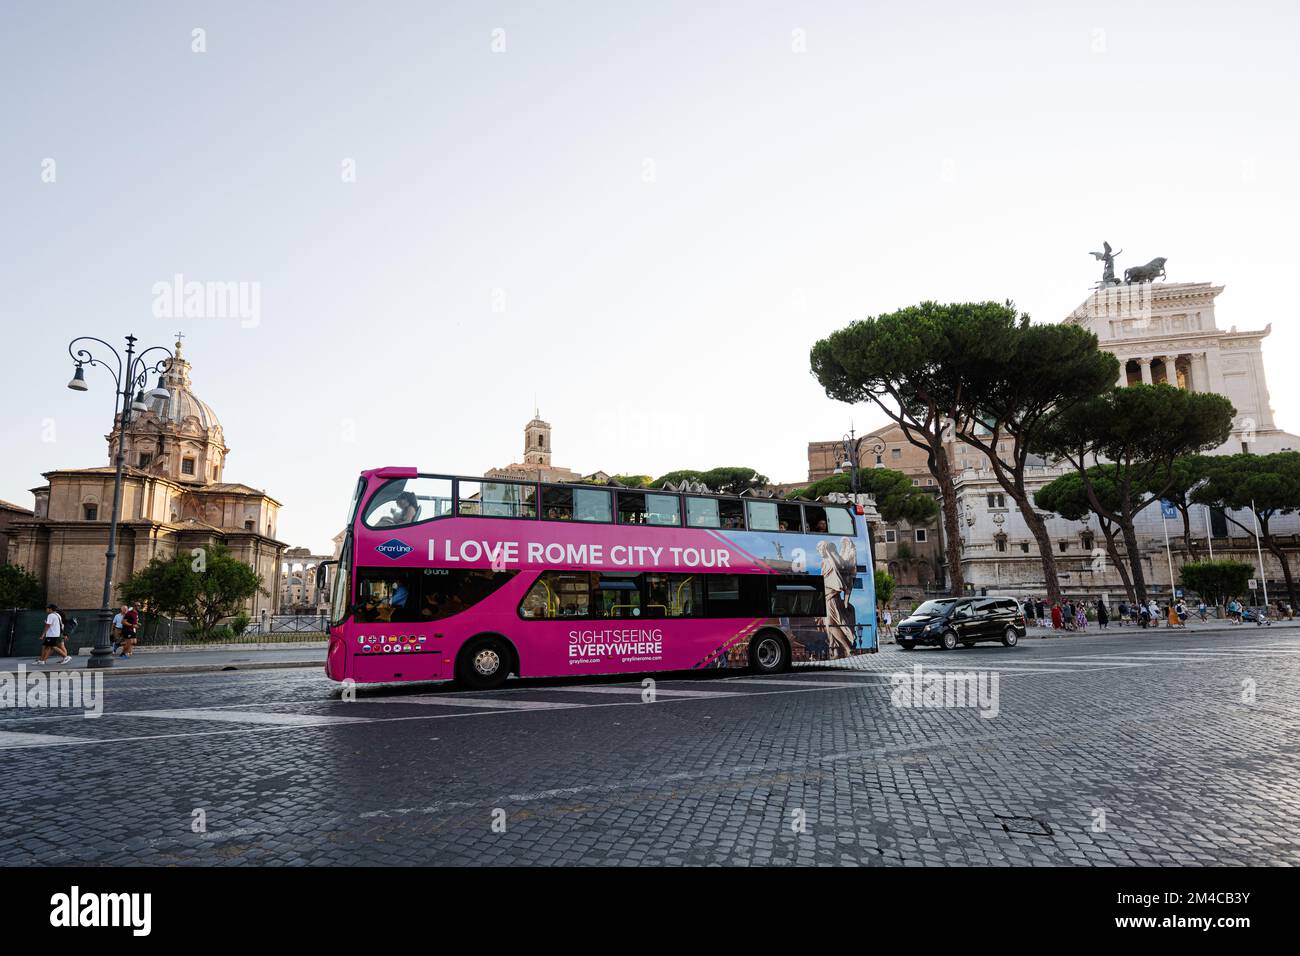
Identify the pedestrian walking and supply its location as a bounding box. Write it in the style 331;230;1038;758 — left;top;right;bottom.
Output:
1035;598;1045;622
1096;599;1109;629
119;603;140;657
35;603;72;665
1197;600;1208;622
1050;602;1063;632
111;605;125;653
881;604;894;643
1075;604;1087;629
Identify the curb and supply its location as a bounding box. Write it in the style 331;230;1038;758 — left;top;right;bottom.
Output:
0;660;323;679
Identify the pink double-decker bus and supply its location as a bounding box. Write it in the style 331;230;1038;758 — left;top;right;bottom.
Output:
324;468;877;689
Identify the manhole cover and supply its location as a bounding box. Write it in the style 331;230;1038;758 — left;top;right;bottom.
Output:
996;814;1053;836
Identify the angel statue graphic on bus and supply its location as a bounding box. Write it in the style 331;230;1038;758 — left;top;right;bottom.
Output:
816;537;859;657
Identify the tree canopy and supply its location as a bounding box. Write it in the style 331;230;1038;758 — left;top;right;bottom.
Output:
650;467;769;495
874;569;896;607
1190;452;1300;607
119;544;266;638
0;564;43;609
810;301;1024;596
1179;560;1254;607
1039;384;1234;603
790;469;938;525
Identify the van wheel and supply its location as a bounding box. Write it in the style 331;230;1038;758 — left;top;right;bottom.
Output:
749;632;789;674
939;630;958;651
899;641;915;651
1003;627;1019;647
456;635;511;690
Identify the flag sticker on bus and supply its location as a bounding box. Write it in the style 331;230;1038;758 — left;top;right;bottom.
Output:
375;538;414;560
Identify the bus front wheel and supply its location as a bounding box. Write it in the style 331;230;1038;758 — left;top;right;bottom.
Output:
456;635;513;691
749;631;790;675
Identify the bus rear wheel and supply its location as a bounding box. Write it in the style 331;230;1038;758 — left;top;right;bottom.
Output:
456;635;512;691
749;632;790;675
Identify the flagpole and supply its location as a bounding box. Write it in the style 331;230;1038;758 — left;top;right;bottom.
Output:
1162;506;1175;607
1251;498;1269;607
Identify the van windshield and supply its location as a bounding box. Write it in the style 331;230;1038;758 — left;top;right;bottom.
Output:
913;599;958;616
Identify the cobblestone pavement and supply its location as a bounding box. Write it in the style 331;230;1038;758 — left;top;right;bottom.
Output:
1;629;1297;866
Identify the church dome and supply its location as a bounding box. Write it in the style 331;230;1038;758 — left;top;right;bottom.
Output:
148;338;221;432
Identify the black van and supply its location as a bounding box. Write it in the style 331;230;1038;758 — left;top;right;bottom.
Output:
895;597;1025;650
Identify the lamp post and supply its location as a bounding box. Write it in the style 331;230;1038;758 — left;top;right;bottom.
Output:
66;335;172;668
836;427;886;496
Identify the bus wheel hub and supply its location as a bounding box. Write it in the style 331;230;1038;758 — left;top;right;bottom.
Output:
474;649;500;675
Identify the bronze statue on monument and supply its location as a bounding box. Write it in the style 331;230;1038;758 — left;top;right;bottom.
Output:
1089;242;1168;285
1090;241;1122;286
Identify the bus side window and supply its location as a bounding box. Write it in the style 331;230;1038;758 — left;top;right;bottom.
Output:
643;573;702;617
704;575;765;617
519;571;591;618
804;505;829;534
824;506;855;536
597;574;641;618
573;488;612;523
541;486;574;521
685;497;720;528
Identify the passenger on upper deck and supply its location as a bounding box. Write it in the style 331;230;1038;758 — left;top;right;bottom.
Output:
378;492;420;526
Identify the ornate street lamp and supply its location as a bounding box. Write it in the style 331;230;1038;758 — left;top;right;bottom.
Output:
836;427;886;496
66;335;173;668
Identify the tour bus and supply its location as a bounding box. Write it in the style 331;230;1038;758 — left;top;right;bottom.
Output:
324;468;876;689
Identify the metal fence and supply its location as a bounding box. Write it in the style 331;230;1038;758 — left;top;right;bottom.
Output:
2;608;326;655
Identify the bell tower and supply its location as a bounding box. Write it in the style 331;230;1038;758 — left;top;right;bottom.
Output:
523;409;551;466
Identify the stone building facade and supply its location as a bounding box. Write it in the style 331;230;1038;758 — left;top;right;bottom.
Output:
0;499;34;567
279;547;333;614
955;275;1300;601
7;339;285;615
1067;281;1293;454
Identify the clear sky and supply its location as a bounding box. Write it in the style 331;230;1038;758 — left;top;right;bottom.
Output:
3;1;1298;553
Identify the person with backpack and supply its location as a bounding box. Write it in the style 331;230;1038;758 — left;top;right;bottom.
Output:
35;603;72;665
111;605;125;653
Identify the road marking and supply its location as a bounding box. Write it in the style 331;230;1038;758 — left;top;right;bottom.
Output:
725;678;887;688
1081;655;1263;663
125;708;363;726
541;685;744;698
1124;648;1300;656
355;696;580;710
0;730;93;749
